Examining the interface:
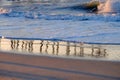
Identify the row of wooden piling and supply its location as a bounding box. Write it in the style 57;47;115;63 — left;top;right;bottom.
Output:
9;39;107;57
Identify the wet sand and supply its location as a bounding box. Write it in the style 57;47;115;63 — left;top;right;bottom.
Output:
1;38;120;61
0;51;120;80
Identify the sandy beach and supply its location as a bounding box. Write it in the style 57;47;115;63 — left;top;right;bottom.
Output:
0;51;120;80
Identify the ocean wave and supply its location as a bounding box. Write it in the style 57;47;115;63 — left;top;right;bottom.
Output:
0;0;120;22
98;0;120;13
1;10;120;22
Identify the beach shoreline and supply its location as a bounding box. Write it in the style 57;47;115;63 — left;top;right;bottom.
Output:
0;38;120;61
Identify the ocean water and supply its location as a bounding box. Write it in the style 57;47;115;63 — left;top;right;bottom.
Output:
0;0;120;44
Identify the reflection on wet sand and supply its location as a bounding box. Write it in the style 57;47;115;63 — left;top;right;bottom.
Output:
0;38;108;59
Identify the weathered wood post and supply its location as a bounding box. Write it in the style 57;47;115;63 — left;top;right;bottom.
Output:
66;42;70;56
74;42;77;56
79;42;84;56
45;41;49;54
103;49;107;56
56;42;59;55
91;45;94;56
28;41;33;52
16;40;19;50
52;42;55;55
40;40;43;53
96;45;102;57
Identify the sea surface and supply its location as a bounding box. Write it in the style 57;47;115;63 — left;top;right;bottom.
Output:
0;0;120;44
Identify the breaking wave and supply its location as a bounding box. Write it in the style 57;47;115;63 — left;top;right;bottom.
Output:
0;0;120;21
2;10;120;22
98;0;120;13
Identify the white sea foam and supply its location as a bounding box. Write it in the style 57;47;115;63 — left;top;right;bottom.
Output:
3;10;120;21
0;0;120;44
0;0;119;22
98;0;120;13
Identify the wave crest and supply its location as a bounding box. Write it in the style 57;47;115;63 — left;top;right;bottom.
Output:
2;10;120;21
98;0;120;13
0;0;120;22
